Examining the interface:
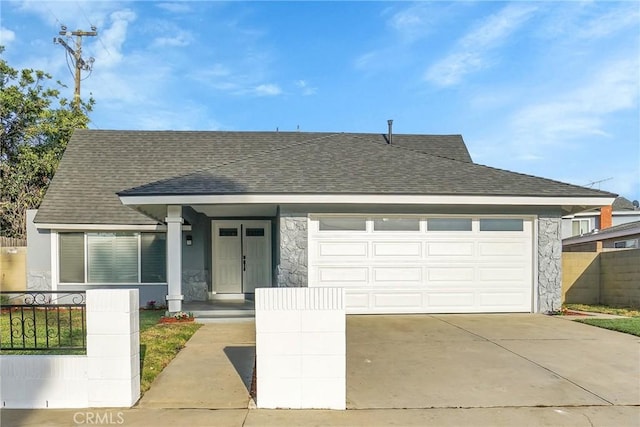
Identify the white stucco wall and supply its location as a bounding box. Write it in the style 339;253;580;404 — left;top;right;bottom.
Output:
0;289;140;409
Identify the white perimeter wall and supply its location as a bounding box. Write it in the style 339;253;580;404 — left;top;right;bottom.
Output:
0;289;140;409
255;287;345;410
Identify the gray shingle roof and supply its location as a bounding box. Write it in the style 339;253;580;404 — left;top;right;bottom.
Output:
35;130;615;224
563;220;640;245
613;196;639;211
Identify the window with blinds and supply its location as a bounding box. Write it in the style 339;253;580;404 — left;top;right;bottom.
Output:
58;232;167;284
88;233;138;283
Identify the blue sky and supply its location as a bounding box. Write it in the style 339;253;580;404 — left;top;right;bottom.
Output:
2;1;639;201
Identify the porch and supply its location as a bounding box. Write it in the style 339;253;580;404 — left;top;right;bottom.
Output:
184;297;255;320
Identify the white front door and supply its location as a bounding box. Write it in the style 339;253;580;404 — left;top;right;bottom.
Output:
212;220;271;294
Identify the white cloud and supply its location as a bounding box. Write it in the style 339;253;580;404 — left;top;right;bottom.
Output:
295;80;317;96
152;30;193;48
92;9;136;68
254;84;281;97
190;62;282;97
1;26;16;45
425;4;537;87
156;2;192;14
576;4;640;39
387;3;432;41
354;51;378;70
511;58;639;147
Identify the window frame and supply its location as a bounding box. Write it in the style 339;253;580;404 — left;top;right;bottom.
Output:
613;239;639;249
571;218;591;236
58;231;167;284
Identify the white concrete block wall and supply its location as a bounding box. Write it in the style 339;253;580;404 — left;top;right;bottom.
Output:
0;356;88;408
256;287;345;410
87;289;140;407
0;289;140;409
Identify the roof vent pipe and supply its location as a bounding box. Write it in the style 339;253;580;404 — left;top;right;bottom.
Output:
387;119;393;144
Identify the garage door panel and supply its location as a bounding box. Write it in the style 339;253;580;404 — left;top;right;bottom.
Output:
427;266;474;282
373;292;423;309
373;241;421;257
427;292;475;308
318;241;368;257
426;242;474;256
345;292;369;309
373;267;422;283
309;216;533;314
478;241;528;256
479;291;529;307
318;267;368;283
478;266;527;281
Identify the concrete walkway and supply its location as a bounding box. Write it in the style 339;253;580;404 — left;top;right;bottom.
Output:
137;320;256;409
2;314;639;426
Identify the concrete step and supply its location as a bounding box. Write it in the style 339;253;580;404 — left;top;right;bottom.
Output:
191;309;255;319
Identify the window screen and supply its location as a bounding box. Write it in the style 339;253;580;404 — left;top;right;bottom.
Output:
141;233;166;282
59;233;85;283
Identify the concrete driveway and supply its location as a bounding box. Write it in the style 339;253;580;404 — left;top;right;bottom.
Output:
3;314;639;426
347;314;640;409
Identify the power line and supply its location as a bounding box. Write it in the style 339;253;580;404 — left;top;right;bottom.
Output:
584;177;613;190
75;1;112;59
53;25;97;108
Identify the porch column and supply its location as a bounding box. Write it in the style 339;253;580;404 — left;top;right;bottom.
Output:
166;205;183;313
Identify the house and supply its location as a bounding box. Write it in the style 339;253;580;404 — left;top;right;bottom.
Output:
563;220;640;252
561;196;640;239
26;128;615;314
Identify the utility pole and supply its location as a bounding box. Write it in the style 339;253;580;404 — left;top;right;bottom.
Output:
54;25;97;108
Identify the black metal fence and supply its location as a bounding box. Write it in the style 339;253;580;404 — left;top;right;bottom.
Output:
0;291;86;351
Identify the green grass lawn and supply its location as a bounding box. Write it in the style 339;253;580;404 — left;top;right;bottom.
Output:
574;318;640;337
565;304;640;337
140;309;165;331
564;304;640;317
1;307;86;354
139;311;201;394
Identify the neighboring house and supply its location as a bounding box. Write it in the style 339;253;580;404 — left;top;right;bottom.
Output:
563;220;640;252
27;129;615;314
561;196;640;239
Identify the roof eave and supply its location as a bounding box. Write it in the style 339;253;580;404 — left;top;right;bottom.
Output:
563;226;640;245
118;193;615;214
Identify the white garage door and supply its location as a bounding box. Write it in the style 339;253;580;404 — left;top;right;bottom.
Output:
308;216;534;314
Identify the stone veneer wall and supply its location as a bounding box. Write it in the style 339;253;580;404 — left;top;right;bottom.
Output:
538;215;562;312
182;269;209;301
277;216;308;288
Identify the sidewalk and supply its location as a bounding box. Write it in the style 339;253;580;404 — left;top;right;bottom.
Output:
3;405;639;426
137;321;255;409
